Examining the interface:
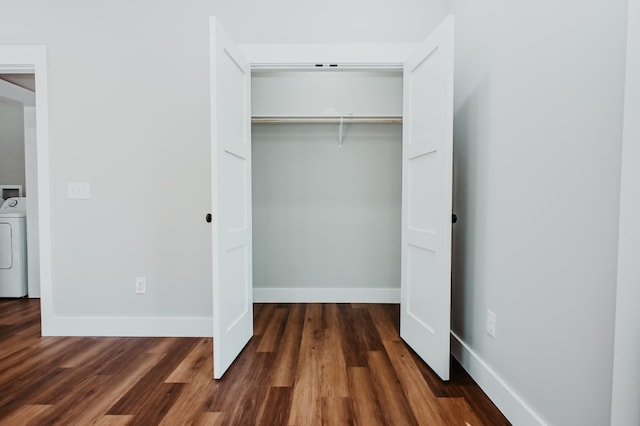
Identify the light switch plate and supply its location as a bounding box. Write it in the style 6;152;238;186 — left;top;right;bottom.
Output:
67;182;91;199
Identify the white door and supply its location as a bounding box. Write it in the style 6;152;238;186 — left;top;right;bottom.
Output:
210;17;253;379
401;16;455;381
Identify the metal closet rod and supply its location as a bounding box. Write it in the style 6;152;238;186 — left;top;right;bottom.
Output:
251;115;403;124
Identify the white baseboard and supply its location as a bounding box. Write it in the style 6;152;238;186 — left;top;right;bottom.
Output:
40;288;400;336
450;332;547;426
42;315;213;337
253;287;400;303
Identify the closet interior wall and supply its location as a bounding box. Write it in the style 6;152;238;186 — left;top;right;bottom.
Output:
251;70;404;300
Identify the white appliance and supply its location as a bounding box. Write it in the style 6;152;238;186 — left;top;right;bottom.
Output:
0;197;27;297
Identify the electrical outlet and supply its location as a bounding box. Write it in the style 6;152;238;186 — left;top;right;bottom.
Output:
486;310;496;338
135;277;146;294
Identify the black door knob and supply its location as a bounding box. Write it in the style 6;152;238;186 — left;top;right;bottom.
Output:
452;214;458;224
206;213;212;223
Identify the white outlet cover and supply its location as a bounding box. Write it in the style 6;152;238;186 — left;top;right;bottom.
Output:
135;277;146;294
67;182;91;199
487;310;496;338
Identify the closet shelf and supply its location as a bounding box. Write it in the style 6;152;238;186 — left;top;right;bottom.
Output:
251;115;403;124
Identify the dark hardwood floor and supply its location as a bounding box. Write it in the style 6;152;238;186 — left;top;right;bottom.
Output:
0;299;509;425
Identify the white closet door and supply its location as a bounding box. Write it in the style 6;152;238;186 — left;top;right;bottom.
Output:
401;16;455;381
210;17;253;379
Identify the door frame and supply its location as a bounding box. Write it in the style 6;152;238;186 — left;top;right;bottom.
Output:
240;43;417;72
211;22;455;361
245;46;411;308
0;46;53;333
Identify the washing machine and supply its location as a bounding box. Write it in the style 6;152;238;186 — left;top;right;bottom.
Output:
0;197;27;297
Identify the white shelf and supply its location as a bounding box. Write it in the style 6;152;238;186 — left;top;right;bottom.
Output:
251;115;402;124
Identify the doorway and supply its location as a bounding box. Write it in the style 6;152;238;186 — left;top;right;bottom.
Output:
0;73;39;298
251;69;403;302
0;46;53;334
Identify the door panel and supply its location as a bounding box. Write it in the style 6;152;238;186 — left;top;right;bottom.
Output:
210;17;253;379
401;16;455;381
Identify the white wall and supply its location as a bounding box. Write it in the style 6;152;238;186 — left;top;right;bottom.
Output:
252;71;403;117
0;98;26;192
0;0;445;334
611;0;640;423
446;0;628;424
253;124;402;295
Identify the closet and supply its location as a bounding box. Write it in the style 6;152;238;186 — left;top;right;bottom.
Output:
210;16;454;382
251;70;403;301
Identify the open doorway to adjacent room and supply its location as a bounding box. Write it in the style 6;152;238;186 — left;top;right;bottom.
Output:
0;72;40;299
0;46;52;335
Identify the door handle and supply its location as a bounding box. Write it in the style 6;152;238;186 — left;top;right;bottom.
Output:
206;213;212;223
452;214;457;224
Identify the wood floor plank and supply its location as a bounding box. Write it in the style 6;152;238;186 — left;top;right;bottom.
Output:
368;350;419;426
437;397;485;426
253;302;266;321
0;317;39;337
409;348;464;398
28;338;146;404
455;380;512;426
25;340;164;424
107;338;198;415
59;336;120;368
158;373;217;425
146;336;182;354
0;300;510;425
337;303;368;367
0;323;41;360
56;352;166;425
349;303;370;309
348;367;386;426
194;412;224;425
368;304;402;342
289;303;324;426
165;337;213;383
93;415;134;425
207;336;277;426
257;307;288;352
206;338;260;412
221;351;276;425
0;404;53;425
0;337;86;394
0;338;112;413
27;368;109;414
128;383;185;425
383;339;446;424
321;303;349;398
255;386;293;425
94;337;162;376
253;303;276;336
270;303;305;387
322;397;354;426
0;300;39;326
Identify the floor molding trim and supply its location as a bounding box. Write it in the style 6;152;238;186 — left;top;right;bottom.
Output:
451;332;546;426
254;287;400;303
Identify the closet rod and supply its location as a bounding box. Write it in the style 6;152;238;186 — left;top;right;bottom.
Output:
251;116;403;124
